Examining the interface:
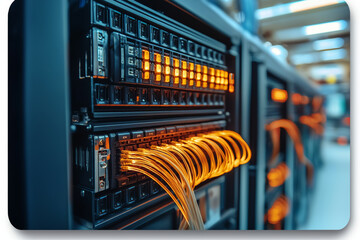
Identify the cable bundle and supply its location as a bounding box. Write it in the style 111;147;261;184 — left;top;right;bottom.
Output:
266;119;314;185
299;115;324;135
120;130;251;230
265;195;289;225
267;162;290;188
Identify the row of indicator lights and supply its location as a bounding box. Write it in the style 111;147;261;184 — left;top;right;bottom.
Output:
271;88;313;105
142;49;234;92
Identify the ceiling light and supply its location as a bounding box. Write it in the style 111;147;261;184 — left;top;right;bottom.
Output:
313;38;345;51
289;0;344;13
256;0;345;20
320;49;347;61
304;20;348;36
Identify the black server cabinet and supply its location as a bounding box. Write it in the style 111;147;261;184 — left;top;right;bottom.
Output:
70;0;241;229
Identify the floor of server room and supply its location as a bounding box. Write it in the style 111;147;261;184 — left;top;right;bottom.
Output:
298;125;350;230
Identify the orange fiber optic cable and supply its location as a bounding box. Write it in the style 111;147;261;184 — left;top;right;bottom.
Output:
120;130;252;230
266;120;313;185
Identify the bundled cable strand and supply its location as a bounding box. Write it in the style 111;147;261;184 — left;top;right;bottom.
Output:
120;130;251;230
266;119;314;185
265;195;289;225
299;115;324;135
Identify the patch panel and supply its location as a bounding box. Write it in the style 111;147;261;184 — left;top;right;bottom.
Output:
71;0;234;118
73;119;227;228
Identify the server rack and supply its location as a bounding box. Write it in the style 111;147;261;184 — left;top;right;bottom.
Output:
69;0;241;229
8;0;323;230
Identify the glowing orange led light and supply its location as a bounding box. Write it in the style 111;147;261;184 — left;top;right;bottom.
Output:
174;68;180;77
203;74;208;82
210;76;215;83
181;78;187;86
143;61;150;71
202;82;208;88
155;74;161;82
165;75;170;83
216;69;220;77
174;77;180;84
143;71;150;80
189;80;194;86
182;70;187;79
271;88;288;103
156;64;162;73
197;81;203;87
164;56;170;65
229;85;234;93
154;53;161;63
182;61;187;70
165;66;171;75
189;62;194;71
196;64;201;72
173;58;180;68
142;49;150;60
210;67;215;76
189;71;194;79
203;66;208;74
292;93;302;105
215;77;221;84
196;73;202;81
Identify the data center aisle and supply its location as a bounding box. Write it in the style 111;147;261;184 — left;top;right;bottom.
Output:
298;129;350;230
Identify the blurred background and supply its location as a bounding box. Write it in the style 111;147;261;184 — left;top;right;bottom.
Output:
206;0;350;230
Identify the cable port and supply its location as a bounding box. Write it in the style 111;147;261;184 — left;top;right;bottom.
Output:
96;4;107;25
127;87;136;104
152;89;161;104
161;30;170;46
139;22;149;40
95;84;109;104
163;90;171;105
111;11;121;29
173;91;179;105
125;16;137;36
151;26;160;43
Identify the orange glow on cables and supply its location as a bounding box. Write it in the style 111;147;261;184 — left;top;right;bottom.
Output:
266;119;314;185
271;88;288;103
266;195;289;225
267;163;290;188
312;96;323;112
299;115;324;135
120;130;252;230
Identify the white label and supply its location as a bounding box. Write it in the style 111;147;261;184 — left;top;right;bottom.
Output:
98;46;103;62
